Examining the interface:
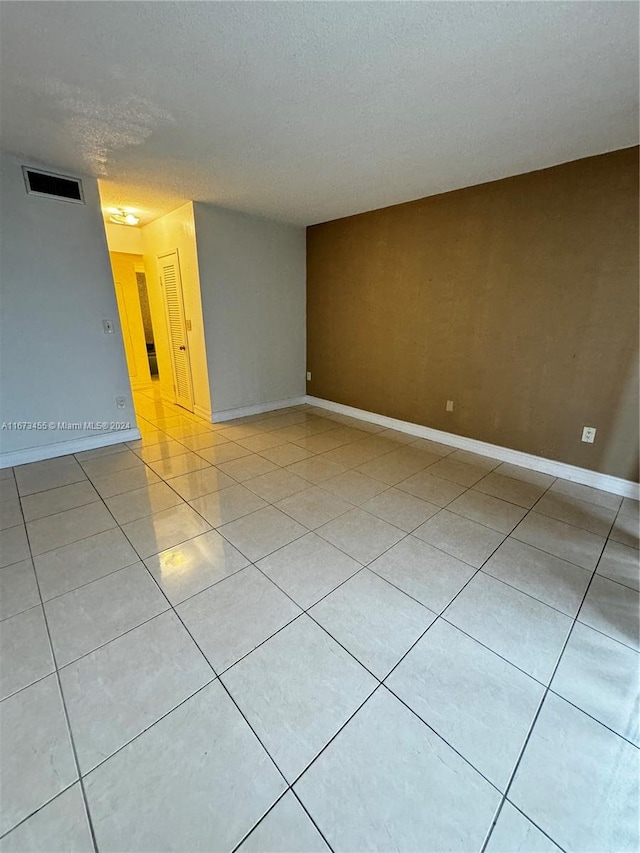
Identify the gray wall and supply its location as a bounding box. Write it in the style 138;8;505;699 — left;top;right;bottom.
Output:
193;203;306;415
0;151;134;459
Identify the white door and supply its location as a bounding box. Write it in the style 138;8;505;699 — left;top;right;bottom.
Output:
158;251;194;412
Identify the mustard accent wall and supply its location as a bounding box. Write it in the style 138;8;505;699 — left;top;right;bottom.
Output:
307;148;639;481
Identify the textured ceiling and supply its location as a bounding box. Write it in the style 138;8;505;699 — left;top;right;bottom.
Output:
0;2;637;226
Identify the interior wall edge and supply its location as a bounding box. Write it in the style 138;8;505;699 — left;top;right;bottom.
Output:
306;395;640;499
211;396;308;423
0;428;141;470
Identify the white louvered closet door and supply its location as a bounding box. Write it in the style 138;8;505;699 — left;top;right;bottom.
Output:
158;251;194;411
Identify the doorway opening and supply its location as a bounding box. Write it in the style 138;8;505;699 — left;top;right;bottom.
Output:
135;269;159;379
109;252;159;392
101;201;212;428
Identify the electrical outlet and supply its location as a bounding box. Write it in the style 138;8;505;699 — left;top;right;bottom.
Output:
115;397;126;410
581;426;596;444
446;400;454;412
102;319;115;335
306;372;312;382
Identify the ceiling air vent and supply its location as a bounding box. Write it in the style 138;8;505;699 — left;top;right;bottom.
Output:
22;166;84;204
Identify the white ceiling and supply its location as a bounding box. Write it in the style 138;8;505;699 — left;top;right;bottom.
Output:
1;2;637;226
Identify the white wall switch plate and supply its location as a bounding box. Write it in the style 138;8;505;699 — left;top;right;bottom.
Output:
115;397;126;409
306;372;312;381
446;400;454;412
581;426;596;443
102;319;115;335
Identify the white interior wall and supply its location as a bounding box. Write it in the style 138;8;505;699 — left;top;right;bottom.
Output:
0;151;136;464
141;203;211;418
193;203;306;416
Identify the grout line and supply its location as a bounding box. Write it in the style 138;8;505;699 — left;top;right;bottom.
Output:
13;486;100;853
545;685;639;750
68;676;219;781
0;781;82;843
477;513;621;853
288;787;336;853
473;566;590;619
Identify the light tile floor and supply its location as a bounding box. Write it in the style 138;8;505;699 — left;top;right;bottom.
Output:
1;385;638;852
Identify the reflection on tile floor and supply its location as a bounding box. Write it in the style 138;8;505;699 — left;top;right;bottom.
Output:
0;386;638;852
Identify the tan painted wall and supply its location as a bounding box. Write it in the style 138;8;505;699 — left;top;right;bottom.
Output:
307;147;639;481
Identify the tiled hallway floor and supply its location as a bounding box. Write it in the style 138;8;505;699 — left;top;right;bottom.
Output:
1;387;638;852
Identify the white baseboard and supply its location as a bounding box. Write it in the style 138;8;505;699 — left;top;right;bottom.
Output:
0;428;141;469
211;396;307;424
306;396;639;500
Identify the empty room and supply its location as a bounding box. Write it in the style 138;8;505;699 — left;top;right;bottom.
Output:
0;2;638;852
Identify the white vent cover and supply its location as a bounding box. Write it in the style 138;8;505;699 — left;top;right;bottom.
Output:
22;166;84;204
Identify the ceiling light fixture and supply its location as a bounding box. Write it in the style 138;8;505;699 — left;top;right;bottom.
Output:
109;208;140;226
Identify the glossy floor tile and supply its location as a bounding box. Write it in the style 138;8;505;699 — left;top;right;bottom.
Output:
84;681;286;853
294;688;500;852
2;397;637;852
275;485;352;529
551;621;639;745
219;506;307;561
316;508;405;564
177;565;301;672
369;535;475;612
0;675;77;836
474;471;547;508
256;532;361;609
0;605;54;700
512;511;605;570
310;568;435;678
144;528;249;604
0;498;22;532
120;503;211;558
104;481;183;525
20;480;100;523
484;802;561;852
26;501;116;556
359;487;439;532
33;528;139;601
0;558;40;621
413;508;505;567
59;611;213;773
577;573;639;650
0;783;93;853
509;693;639;852
386;619;543;789
237;791;329;853
44;563;169;666
444;572;572;682
0;524;30;567
189;483;267;526
222;616;376;781
597;538;640;590
482;537;592;616
14;457;86;497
